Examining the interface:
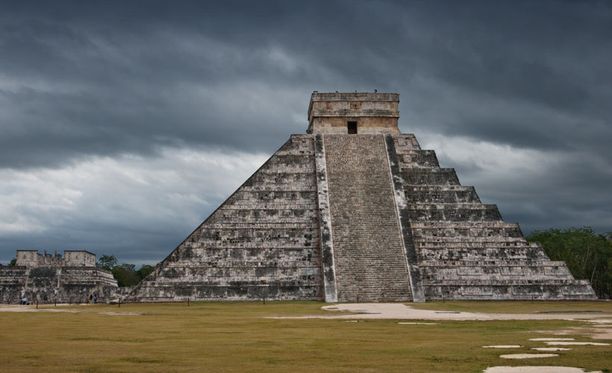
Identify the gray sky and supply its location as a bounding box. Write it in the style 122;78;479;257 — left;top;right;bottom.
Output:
1;0;611;264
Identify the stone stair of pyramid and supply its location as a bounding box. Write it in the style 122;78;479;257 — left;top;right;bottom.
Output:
323;134;413;302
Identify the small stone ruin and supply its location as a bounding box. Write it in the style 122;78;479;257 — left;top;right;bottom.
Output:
0;250;117;304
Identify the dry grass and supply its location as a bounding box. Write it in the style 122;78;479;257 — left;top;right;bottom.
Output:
0;301;610;373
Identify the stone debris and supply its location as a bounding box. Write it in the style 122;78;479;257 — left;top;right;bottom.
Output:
499;353;558;359
532;347;572;351
530;338;575;341
121;92;596;303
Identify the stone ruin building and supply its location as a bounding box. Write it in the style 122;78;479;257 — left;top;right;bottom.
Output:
0;250;117;304
128;92;596;302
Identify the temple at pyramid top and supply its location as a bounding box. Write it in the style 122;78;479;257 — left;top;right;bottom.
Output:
307;91;400;135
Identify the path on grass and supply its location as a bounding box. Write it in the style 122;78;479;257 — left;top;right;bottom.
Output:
271;303;612;322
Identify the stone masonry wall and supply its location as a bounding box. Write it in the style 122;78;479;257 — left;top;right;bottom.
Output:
125;129;595;302
324;134;412;302
128;135;323;301
392;134;596;300
0;266;117;304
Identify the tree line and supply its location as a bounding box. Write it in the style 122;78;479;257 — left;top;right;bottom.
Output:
527;227;612;299
97;255;155;287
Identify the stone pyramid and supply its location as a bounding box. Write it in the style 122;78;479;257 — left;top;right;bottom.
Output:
128;92;596;302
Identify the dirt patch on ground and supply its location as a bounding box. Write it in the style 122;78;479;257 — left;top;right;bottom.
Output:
533;320;612;341
484;367;601;373
98;311;142;316
482;345;522;349
544;341;610;346
270;303;612;321
499;353;558;359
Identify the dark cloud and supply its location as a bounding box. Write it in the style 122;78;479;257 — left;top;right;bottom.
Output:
1;0;610;261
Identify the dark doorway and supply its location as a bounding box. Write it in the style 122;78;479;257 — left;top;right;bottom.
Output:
347;121;357;134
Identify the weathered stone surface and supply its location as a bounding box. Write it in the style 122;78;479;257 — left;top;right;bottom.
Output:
324;134;412;302
127;92;596;302
128;135;323;301
0;250;117;304
392;134;595;300
308;92;400;135
314;134;338;302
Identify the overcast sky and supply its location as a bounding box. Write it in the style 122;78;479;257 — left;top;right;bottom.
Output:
1;0;611;264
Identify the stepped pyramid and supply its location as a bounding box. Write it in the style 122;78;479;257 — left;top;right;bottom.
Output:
129;92;596;302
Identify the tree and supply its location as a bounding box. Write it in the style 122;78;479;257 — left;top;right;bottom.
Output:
136;265;155;280
97;255;118;270
8;258;16;267
98;256;156;287
527;227;612;299
111;264;140;287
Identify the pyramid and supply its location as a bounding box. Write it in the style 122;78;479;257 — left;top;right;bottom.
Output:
128;92;596;302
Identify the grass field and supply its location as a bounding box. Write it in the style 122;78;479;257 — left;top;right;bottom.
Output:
0;301;610;373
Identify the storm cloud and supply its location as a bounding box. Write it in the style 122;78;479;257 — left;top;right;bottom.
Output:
1;0;611;263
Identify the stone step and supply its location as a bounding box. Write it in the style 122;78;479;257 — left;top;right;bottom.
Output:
228;190;317;202
424;284;597;300
419;249;549;261
412;226;521;239
405;186;480;203
398;150;440;168
393;134;421;151
402;168;460;185
157;267;320;279
186;238;316;248
209;209;318;223
422;267;573;279
419;260;569;267
240;181;316;191
183;242;317;250
200;223;317;230
423;278;583;286
220;203;316;209
406;204;502;221
134;283;321;301
411;221;520;229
